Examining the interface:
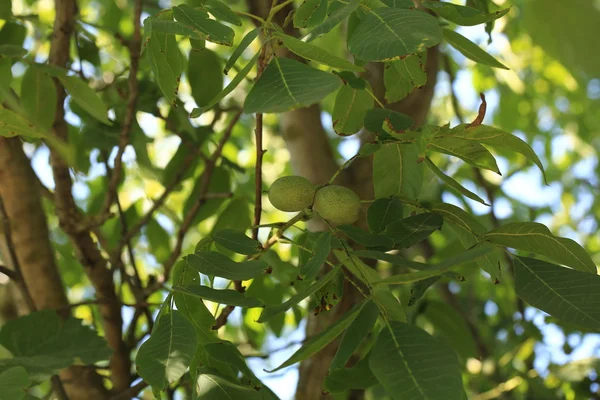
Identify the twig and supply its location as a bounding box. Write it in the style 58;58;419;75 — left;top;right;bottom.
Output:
149;110;244;291
101;0;142;216
0;198;36;310
110;380;148;400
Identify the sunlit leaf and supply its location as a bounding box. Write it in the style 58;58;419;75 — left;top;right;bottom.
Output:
424;2;510;26
172;285;264;308
443;29;508;69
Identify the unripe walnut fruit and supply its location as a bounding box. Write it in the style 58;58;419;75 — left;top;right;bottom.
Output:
267;176;316;212
313;185;361;225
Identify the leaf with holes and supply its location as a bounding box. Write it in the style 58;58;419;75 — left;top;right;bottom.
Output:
514;256;600;329
348;8;442;61
484;222;597;274
173;4;234;46
244;57;341;114
369;321;464;400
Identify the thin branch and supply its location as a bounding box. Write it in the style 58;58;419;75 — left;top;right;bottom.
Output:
101;0;143;216
149;110;244;291
0;265;17;280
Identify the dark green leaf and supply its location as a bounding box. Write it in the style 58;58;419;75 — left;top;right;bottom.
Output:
305;0;360;41
0;367;29;400
203;0;242;26
172;285;265;308
184;251;267;280
0;311;111;377
384;213;443;248
299;232;332;281
369;321;464;400
0;44;26;57
194;368;261;400
364;108;414;136
59;75;111;125
337;225;395;249
274;32;364;72
331;84;374;136
373;143;423;199
353;249;429;271
212;229;261;255
224;29;259;74
325;357;377;394
384;54;427;102
257;265;341;322
136;310;197;391
348;8;442;61
424;2;510;26
485;222;597;274
425;301;478;359
173;4;235;46
429;137;500;174
424;157;488;205
372;286;406;322
244;57;341;114
367;197;404;234
20;67;57;131
514;256;600;330
188;48;223;107
443;28;508;69
330;300;379;370
294;0;328;29
266;300;368;372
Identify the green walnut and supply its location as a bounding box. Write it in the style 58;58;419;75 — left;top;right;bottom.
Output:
267;176;316;212
313;185;361;225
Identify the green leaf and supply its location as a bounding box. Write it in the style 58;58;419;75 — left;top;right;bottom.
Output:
364;108;414;138
372;286;406;322
257;265;341;322
448;124;547;183
484;222;596;274
384;54;427;102
0;45;26;58
384;213;443;248
331;84;374;136
358;141;381;157
424;2;510;26
337;225;395;249
324;357;378;394
375;246;492;285
0;367;30;400
212;229;261;255
188;48;223;107
173;4;235;46
425;301;478;359
58;75;111;125
424;157;489;205
136;310;197;391
514;256;600;330
146;18;183;106
0;0;11;20
224;29;260;74
194;368;261;400
334;250;382;285
0;107;46;139
408;276;441;306
367;197;404;234
431;203;486;237
244;57;341;114
443;29;508;69
0;311;111;377
273;32;364;72
305;0;360;41
266;300;368;372
353;249;430;271
330;300;379;370
172;262;218;345
192;50;260;117
429;137;500;174
299;232;332;282
204;342;261;387
294;0;328;29
369;321;464;400
172;285;264;308
348;8;442;61
184;251;268;280
373;143;423;199
146;20;202;38
184;166;230;225
203;0;242;26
